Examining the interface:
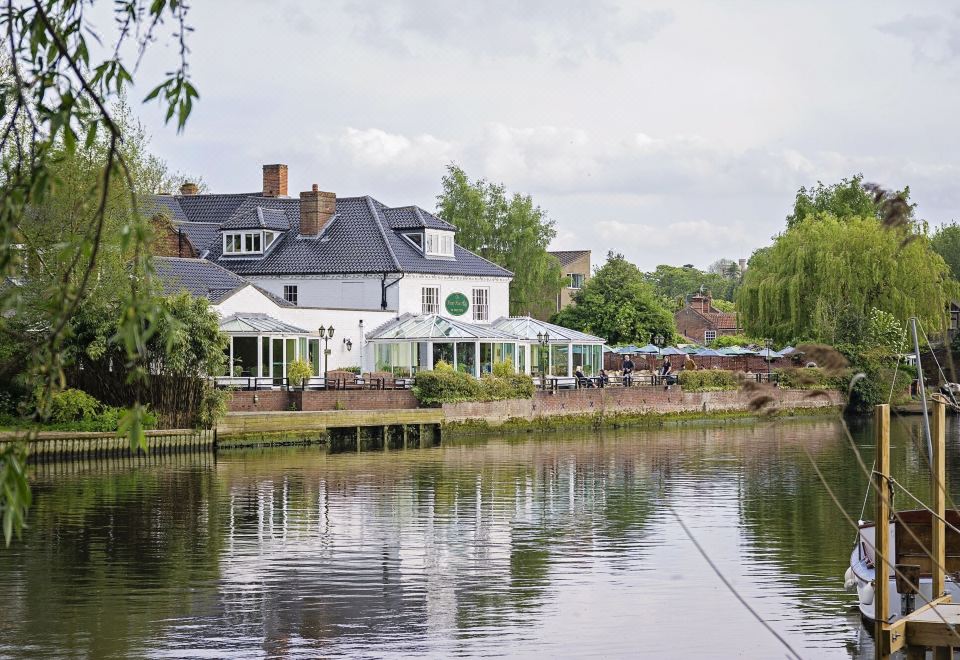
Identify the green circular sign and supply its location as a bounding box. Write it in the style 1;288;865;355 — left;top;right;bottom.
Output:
445;292;469;316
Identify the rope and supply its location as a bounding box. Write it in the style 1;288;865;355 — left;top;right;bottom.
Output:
917;320;960;409
888;475;960;537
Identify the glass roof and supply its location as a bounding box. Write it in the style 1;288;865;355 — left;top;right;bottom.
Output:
367;314;518;341
220;313;309;334
491;316;605;343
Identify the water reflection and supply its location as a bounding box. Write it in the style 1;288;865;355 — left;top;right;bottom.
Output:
0;416;947;657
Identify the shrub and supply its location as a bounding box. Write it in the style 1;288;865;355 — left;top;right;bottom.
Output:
774;367;844;390
342;366;362;375
413;369;482;406
48;388;100;423
678;370;738;391
198;388;231;428
710;334;764;349
413;368;534;406
492;360;515;377
287;359;313;387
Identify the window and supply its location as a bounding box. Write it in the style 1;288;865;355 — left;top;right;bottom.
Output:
404;232;423;249
223;231;263;255
472;287;489;321
283;285;298;305
425;230;454;257
704;330;717;343
568;273;585;289
422;286;440;314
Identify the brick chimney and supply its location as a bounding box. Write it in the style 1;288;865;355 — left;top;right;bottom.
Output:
262;164;288;197
179;182;199;196
299;184;336;236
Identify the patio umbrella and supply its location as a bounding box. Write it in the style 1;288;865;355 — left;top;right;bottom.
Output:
695;348;723;357
615;345;642;354
779;345;797;355
755;348;783;359
660;346;686;356
636;344;660;354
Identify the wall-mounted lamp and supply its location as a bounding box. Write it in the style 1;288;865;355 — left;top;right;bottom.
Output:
343;338;353;351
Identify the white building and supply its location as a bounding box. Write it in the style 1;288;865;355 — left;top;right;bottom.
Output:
151;164;603;382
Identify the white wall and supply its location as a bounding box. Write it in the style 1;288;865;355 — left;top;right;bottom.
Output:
398;274;511;321
214;285;397;372
247;274;397;311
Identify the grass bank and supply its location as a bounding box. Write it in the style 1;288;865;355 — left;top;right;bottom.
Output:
441;404;844;438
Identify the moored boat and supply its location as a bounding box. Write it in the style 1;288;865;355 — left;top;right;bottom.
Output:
847;510;960;622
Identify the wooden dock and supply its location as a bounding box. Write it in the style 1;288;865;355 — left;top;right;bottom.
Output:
876;400;957;659
0;428;215;462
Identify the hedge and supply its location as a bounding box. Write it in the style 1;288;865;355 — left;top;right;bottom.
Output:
413;362;535;406
774;367;846;390
677;370;739;392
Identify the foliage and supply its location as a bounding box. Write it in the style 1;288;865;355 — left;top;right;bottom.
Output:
341;366;362;375
864;308;906;355
0;0;200;544
931;222;960;282
413;366;535;406
413;368;482;406
711;299;736;313
707;258;742;279
47;389;100;424
287;359;313;388
774;368;843;390
492;360;515;377
785;174;914;230
552;252;676;345
677;370;738;391
643;264;738;304
436;164;564;318
738;214;953;344
709;334;764;349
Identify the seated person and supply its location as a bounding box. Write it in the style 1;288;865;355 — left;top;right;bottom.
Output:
575;366;593;387
622;356;636;386
597;369;610;387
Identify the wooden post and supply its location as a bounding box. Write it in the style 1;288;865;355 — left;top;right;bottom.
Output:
932;398;951;660
356;426;361;453
876;403;892;659
383;425;389;451
419;424;425;448
402;425;408;450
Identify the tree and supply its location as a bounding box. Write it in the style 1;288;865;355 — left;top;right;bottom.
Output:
436;164;563;318
643;264;738;305
931;222;960;282
738;214;953;343
0;1;199;544
786;174;914;229
552;252;676;345
707;258;741;280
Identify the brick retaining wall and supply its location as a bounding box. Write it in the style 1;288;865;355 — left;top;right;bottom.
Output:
228;389;418;413
443;387;844;425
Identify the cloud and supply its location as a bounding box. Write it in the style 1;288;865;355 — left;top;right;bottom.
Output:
341;0;672;62
877;11;960;65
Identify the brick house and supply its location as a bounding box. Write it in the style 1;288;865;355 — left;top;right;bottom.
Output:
548;250;591;313
674;293;740;344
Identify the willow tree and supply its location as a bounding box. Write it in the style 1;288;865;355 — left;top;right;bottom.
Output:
738;214;953;343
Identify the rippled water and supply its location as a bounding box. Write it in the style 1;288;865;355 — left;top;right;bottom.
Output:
1;415;956;658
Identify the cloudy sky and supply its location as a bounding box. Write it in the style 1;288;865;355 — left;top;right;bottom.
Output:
130;0;960;271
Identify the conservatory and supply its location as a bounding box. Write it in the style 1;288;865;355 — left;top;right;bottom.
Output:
366;314;521;377
365;314;606;378
492;317;606;377
220;313;319;382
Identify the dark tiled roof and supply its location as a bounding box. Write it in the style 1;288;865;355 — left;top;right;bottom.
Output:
382;205;456;231
176;222;220;254
144;195;189;223
549;250;591;268
221;207;290;231
153;257;293;308
154;257;247;303
151;192;511;278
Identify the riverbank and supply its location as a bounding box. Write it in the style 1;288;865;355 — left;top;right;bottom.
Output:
215;387;844;446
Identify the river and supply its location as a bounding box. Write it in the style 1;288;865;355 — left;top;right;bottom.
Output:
0;415;951;658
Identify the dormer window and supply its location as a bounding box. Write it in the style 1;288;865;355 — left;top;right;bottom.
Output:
425;230;454;257
223;231;263;255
